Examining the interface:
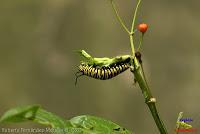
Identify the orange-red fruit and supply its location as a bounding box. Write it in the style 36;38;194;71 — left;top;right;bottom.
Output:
138;23;148;33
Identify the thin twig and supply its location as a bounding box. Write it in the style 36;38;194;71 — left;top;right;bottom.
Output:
131;0;142;33
111;0;130;34
137;34;144;51
129;0;142;57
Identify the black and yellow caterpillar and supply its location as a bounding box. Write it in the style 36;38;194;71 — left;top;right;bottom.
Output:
75;59;131;85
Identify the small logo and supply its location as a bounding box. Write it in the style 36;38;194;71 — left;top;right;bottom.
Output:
179;118;193;122
175;118;197;133
175;128;197;133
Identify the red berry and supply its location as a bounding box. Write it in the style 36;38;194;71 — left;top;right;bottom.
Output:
138;23;148;33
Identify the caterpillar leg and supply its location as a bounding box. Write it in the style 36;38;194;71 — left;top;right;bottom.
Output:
75;71;83;86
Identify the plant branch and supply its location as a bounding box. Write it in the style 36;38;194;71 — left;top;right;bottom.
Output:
131;0;142;33
129;0;168;133
137;34;144;51
129;0;141;57
129;35;137;57
110;0;168;133
111;0;130;34
132;68;168;134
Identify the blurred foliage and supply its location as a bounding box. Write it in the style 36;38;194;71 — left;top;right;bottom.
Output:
0;0;199;133
0;105;132;134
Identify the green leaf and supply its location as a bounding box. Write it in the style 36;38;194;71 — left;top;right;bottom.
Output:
0;105;40;123
69;115;133;134
0;105;69;134
34;109;67;128
77;50;94;64
0;105;134;134
78;50;132;68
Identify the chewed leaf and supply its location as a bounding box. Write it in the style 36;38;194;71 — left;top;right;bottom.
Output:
77;50;94;63
77;50;132;68
70;115;133;134
93;57;114;67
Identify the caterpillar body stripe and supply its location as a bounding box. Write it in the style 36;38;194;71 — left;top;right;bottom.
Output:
80;63;130;80
75;62;130;85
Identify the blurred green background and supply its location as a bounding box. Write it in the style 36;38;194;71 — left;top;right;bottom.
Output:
0;0;199;133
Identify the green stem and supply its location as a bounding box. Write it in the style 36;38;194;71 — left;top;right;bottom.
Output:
129;0;168;133
131;0;142;33
111;0;130;34
137;34;144;51
147;103;168;134
133;68;168;134
130;35;136;57
110;0;168;133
